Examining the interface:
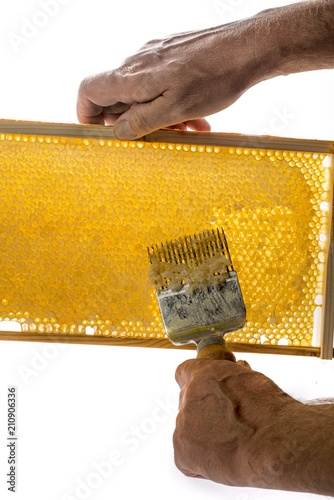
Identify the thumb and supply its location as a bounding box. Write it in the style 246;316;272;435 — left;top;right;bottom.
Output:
113;99;173;140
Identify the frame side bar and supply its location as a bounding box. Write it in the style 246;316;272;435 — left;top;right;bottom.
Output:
321;155;334;359
322;241;334;358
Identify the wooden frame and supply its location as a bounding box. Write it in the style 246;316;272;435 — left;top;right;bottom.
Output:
0;330;328;357
0;121;333;358
0;120;333;152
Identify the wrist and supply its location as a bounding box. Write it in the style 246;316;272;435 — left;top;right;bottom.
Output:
212;14;284;98
218;1;334;95
252;1;334;78
245;402;334;495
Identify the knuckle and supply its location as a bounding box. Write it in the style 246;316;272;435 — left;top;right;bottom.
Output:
78;76;91;96
140;38;162;50
175;364;184;385
78;72;114;105
118;55;144;77
119;54;135;71
117;66;155;102
181;378;201;400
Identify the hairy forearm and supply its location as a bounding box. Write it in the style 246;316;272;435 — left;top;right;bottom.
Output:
248;402;334;496
252;0;334;79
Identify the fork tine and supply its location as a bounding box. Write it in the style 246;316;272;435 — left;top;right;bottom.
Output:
150;226;232;267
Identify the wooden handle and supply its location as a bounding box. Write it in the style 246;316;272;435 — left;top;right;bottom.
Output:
197;342;236;361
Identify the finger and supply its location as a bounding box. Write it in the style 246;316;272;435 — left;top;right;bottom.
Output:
102;103;133;125
102;113;121;126
164;118;211;132
236;359;252;369
77;73;122;124
77;94;105;125
184;118;211;131
77;71;211;135
77;70;161;125
113;97;210;140
175;359;195;388
175;358;208;388
175;356;253;389
113;97;176;139
173;427;207;479
164;123;188;131
77;91;132;126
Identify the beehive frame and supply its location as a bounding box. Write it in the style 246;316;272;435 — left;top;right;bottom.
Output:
0;120;333;358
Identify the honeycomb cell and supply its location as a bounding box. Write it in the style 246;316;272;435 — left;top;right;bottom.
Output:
0;131;331;347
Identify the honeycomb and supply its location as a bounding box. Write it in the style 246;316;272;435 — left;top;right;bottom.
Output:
0;130;332;347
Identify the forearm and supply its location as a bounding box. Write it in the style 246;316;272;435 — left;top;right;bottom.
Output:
247;402;334;496
251;0;334;80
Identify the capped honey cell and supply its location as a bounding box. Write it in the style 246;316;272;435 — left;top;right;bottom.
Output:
0;129;332;348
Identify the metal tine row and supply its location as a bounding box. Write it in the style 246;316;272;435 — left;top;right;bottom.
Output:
170;238;191;265
199;229;215;260
184;228;230;265
199;232;211;262
147;243;169;264
217;227;234;270
148;227;233;269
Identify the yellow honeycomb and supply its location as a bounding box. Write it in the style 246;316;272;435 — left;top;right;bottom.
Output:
0;130;332;347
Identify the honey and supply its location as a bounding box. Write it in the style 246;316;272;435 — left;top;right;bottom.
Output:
0;130;332;347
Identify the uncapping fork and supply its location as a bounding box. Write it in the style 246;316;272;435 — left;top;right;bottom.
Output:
148;227;246;360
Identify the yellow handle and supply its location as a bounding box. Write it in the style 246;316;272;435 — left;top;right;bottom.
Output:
197;340;236;361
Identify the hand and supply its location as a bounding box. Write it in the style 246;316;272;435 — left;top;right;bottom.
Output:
76;20;270;139
77;2;334;140
173;359;302;489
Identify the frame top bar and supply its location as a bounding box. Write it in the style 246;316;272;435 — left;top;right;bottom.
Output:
0;119;333;154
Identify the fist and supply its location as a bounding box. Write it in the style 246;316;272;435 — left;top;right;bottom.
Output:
173;359;299;487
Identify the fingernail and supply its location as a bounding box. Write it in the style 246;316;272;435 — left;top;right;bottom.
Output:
114;121;136;140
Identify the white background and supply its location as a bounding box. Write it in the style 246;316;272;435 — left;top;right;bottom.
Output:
0;1;333;500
